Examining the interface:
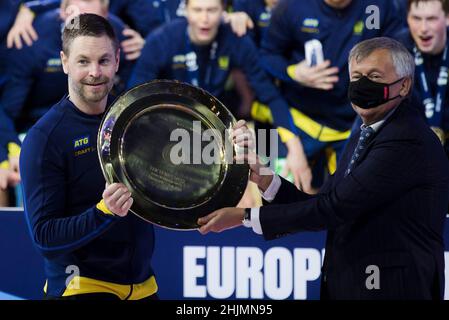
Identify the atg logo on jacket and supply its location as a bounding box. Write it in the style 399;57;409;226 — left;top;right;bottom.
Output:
74;136;89;149
74;136;95;156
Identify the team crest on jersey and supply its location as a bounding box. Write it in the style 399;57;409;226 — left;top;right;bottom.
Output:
353;21;364;35
45;58;62;73
172;54;187;69
258;11;271;28
301;18;320;33
172;53;199;71
218;56;229;70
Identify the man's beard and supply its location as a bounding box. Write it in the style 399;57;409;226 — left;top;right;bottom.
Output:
73;77;112;103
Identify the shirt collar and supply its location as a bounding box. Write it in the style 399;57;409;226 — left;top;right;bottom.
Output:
361;119;384;132
360;106;398;133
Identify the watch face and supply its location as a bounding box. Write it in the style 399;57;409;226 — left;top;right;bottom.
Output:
98;80;249;230
244;208;251;221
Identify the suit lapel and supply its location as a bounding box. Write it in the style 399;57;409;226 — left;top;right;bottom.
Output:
333;130;360;183
333;104;406;185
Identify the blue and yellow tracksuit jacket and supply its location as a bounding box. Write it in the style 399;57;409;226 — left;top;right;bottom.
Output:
20;96;157;299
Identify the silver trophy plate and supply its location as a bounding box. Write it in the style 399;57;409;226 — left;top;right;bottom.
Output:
98;80;249;230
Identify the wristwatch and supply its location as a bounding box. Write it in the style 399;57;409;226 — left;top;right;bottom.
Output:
242;208;252;228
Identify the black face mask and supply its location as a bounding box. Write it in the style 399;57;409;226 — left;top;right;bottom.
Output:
348;76;404;109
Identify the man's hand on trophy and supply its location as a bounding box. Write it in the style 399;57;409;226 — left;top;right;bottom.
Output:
197;207;245;235
103;183;133;217
232;120;274;192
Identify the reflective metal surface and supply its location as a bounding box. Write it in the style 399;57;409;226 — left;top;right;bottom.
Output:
98;80;249;230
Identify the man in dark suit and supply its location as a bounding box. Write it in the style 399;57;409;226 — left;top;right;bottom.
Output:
198;37;449;300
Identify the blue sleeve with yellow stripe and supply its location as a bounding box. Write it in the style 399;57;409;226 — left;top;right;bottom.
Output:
20;126;120;259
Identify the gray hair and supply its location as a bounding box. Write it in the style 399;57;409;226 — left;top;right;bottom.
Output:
348;37;415;85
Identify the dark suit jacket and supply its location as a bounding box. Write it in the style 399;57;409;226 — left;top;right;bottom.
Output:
260;102;449;300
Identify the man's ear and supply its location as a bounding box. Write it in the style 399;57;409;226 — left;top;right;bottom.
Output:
60;50;69;75
399;77;412;97
115;48;120;72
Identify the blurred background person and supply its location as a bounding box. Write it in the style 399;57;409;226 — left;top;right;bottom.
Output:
397;0;449;149
256;0;403;190
0;0;144;207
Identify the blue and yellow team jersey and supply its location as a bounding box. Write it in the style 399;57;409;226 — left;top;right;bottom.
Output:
20;96;157;299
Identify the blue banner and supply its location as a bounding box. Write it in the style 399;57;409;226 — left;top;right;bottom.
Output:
0;210;448;300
